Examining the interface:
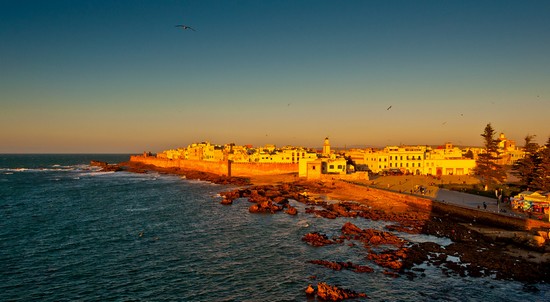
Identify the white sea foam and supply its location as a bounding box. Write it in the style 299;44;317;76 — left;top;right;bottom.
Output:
125;207;150;212
87;171;116;176
399;233;453;246
446;255;461;263
0;165;98;173
297;219;310;228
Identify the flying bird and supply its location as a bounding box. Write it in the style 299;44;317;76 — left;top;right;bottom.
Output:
175;24;196;31
386;105;392;110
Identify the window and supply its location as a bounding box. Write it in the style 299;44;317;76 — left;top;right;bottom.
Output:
337;165;343;169
390;163;393;167
329;165;334;169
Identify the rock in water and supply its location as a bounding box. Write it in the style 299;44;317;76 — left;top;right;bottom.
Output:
316;282;367;301
305;284;315;295
285;206;298;215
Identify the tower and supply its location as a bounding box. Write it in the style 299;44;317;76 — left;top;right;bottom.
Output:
322;137;331;156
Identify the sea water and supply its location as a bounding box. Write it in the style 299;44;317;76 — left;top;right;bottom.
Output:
0;154;548;301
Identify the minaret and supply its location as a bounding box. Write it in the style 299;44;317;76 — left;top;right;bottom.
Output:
322;137;331;156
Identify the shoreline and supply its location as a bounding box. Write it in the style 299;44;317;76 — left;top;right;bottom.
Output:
113;160;550;295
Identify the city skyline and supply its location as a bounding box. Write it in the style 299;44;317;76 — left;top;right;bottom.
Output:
1;1;549;153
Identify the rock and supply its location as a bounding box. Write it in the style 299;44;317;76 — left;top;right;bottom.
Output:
91;160;122;172
220;198;233;205
90;160;108;167
536;231;549;240
530;235;546;248
308;259;374;273
341;222;404;247
285;206;298;215
302;232;335;247
305;284;315;296
341;222;363;235
316;282;367;301
249;204;260;213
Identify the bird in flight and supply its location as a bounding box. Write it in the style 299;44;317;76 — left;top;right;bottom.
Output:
175;25;196;31
386;105;392;110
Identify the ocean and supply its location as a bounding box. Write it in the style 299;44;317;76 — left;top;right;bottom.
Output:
0;154;548;301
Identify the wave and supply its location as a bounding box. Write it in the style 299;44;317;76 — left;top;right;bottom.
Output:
125;207;151;212
0;164;102;173
183;179;220;186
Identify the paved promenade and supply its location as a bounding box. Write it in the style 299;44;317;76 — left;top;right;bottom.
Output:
363;175;534;220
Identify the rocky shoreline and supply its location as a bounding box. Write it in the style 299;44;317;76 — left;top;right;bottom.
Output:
109;160;250;186
105;160;550;300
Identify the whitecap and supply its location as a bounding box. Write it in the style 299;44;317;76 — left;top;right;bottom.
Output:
297;220;310;228
125;208;150;212
88;171;115;176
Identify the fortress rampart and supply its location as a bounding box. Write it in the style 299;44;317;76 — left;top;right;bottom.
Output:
129;155;298;177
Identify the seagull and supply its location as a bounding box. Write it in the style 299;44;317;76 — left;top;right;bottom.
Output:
386;105;392;110
175;25;196;31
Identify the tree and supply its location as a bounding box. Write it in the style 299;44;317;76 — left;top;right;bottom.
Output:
464;149;474;159
474;123;507;189
532;137;550;191
512;134;539;189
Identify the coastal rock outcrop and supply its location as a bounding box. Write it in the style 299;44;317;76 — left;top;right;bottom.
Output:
90;160;122;172
341;222;404;247
308;260;374;273
314;282;368;301
302;232;337;247
220;184;308;215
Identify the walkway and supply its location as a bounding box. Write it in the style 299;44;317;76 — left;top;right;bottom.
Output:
435;189;529;219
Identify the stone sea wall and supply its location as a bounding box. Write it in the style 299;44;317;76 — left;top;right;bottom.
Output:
129;155;298;177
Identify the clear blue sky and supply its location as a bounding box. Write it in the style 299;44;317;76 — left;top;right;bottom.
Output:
1;0;549;153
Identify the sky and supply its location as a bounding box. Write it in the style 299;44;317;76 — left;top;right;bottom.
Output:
1;0;549;153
